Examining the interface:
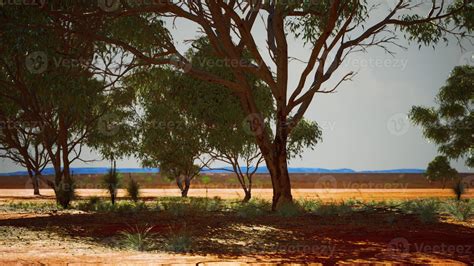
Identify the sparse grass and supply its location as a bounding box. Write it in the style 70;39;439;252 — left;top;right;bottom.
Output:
298;199;321;213
0;201;60;212
235;198;270;218
160;198;193;217
443;200;474;221
119;224;156;251
75;199;148;214
313;202;353;217
158;197;227;217
400;199;440;224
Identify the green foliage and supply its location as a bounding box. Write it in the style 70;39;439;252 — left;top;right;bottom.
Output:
120;225;156;251
298;199;321;213
410;66;474;168
400;199;440;224
76;199;148;214
287;118;322;159
158;197;224;216
235;199;270;218
200;175;212;185
127;178;141;202
444;200;474;221
285;0;368;45
425;156;458;186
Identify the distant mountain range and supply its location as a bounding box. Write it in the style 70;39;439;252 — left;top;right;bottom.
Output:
0;167;426;176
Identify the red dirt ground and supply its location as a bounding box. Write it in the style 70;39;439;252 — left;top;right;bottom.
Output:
0;188;473;264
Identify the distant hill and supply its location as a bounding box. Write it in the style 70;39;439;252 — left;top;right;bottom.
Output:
0;167;426;176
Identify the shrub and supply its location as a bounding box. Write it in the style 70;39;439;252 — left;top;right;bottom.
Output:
298;199;320;213
103;168;121;205
120;225;156;251
235;199;269;218
76;200;148;213
127;178;140;202
402;199;440;224
444;200;474;221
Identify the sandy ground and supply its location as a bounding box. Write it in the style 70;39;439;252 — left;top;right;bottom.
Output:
0;188;472;202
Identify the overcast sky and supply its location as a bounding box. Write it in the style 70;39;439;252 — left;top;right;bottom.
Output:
1;3;473;173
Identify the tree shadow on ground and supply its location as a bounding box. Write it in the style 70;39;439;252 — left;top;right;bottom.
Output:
0;209;472;264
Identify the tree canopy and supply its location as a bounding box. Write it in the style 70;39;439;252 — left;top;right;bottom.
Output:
410;66;473;169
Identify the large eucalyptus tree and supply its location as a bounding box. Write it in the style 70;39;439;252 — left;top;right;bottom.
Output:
9;0;473;209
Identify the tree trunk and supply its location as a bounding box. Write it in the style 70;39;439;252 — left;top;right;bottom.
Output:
33;173;40;195
243;189;251;202
181;177;191;197
264;127;293;211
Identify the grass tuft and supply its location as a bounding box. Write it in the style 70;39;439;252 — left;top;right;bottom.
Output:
444;200;474;221
119;224;156;251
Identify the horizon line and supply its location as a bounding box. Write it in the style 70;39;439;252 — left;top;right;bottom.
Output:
0;166;437;176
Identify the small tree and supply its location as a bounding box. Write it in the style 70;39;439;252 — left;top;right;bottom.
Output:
126;175;140;202
425;156;459;188
410;66;473;169
200;175;212;199
103;160;120;205
410;66;473;199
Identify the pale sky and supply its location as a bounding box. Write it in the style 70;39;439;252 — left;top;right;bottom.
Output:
0;2;473;173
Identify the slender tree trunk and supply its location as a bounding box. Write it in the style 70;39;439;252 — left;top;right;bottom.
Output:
243;189;251;202
181;177;191;197
33;173;41;195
